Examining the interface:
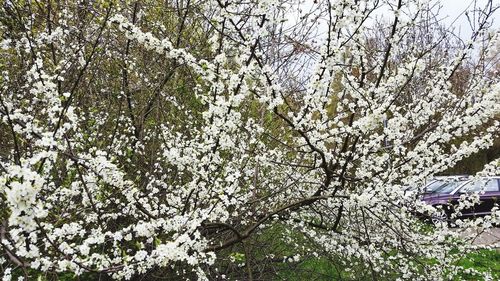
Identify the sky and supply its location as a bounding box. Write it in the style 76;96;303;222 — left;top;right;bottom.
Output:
440;0;500;38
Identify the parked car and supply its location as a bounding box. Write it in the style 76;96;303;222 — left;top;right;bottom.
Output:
422;176;500;223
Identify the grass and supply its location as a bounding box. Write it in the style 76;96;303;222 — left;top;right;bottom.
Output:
275;249;500;281
276;257;346;281
455;249;500;280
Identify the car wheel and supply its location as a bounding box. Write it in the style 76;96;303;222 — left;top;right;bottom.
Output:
431;205;449;225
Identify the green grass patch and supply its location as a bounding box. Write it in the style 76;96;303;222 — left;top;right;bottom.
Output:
454;249;500;280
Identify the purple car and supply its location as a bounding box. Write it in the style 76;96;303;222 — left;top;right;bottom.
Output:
422;176;500;223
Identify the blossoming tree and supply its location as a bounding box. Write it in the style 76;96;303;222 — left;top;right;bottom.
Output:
0;0;499;280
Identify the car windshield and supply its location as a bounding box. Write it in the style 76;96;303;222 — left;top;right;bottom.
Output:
432;181;464;194
425;180;447;192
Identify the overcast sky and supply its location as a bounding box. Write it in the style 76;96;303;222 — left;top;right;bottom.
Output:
440;0;499;38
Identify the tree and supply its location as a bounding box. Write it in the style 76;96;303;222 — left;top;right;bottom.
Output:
0;0;499;280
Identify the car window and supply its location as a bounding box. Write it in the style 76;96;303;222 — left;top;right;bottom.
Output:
425;180;446;192
433;181;464;194
460;179;499;193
